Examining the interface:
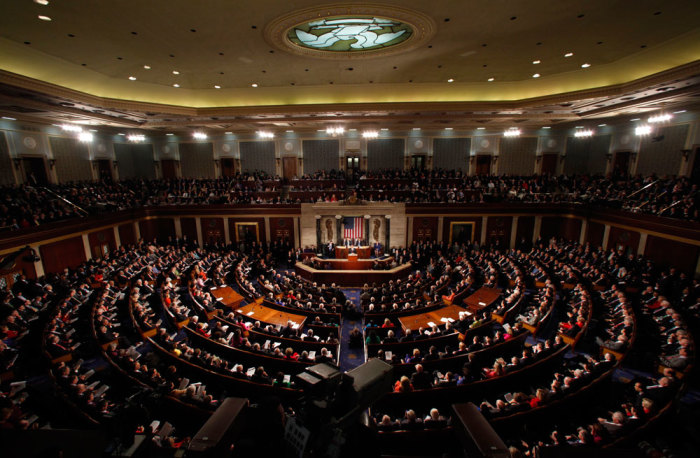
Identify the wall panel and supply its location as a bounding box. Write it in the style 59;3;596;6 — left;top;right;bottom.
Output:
515;216;535;246
40;236;86;274
201;217;225;244
607;226;640;254
563;135;611;175
586;221;605;248
114;143;155;179
270;217;294;241
139;218;175;243
644;235;699;273
367;139;404;170
636;124;688;176
485;216;512;248
118;223;136;246
180;217;198;242
240;141;275;175
412;217;438;241
49;137;92;182
179;142;215;178
498;137;537;175
0;131;15;185
302;140;339;173
432;138;470;172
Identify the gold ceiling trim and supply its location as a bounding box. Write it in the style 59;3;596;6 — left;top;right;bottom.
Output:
264;3;436;60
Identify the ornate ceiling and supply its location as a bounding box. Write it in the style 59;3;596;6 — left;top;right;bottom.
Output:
0;1;699;133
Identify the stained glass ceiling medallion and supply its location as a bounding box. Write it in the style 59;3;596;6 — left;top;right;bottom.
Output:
287;16;413;52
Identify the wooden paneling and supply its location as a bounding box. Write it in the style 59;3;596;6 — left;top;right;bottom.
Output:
87;228;116;257
270;217;294;241
485;216;512;248
118;223;136;246
586;221;605;248
180;217;198;242
139;218;175;243
607;226;640;254
412;217;438;241
201;217;225;244
442;217;481;243
540;217;581;242
644;235;700;274
229;217;266;244
40;236;86;274
515;216;534;245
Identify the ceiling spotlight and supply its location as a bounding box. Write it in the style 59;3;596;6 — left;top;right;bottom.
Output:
60;124;83;132
166;133;174;136
477;127;486;130
542;126;551;129
225;131;233;135
143;65;151;70
581;63;591;68
34;0;50;5
648;113;672;123
487;77;495;82
503;128;521;137
214;85;221;89
412;128;421;131
38;15;51;21
128;76;136;81
117;133;125;136
78;132;93;142
251;83;258;88
673;110;686;114
127;134;145;142
362;131;379;139
630;118;640;122
172;70;180;75
326;126;345;136
445;127;453;130
635;125;652;136
257;131;274;139
380;128;389;131
574;129;594;138
447;78;454;83
598;123;607;127
348;128;357;131
285;130;294;133
1;116;16;120
564;52;574;57
173;83;180;87
532;73;541;78
193;132;208;140
532;60;541;64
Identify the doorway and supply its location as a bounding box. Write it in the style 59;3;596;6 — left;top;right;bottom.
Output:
541;153;559;175
161;159;178;179
282;156;297;181
689;147;700;185
221;158;236;177
96;159;113;182
613;151;631;177
21;157;49;185
475;155;492;175
411;154;426;170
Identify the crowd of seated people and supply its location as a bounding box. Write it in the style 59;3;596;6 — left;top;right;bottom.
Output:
1;169;698;232
373;407;451;432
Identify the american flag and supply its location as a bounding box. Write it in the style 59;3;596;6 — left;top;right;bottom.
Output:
343;217;364;240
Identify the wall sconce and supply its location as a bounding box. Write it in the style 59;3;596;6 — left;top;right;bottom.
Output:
49;159;56;169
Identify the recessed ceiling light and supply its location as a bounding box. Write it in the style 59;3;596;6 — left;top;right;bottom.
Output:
172;70;179;75
118;133;125;136
445;127;453;130
166;133;174;136
542;126;551;129
532;73;541;78
128;76;136;81
447;78;454;83
348;128;357;131
38;15;51;21
34;0;49;5
412;127;421;131
673;110;686;114
214;85;221;89
477;127;486;130
598;123;607;127
317;129;325;132
143;65;151;70
630;118;640;121
2;116;16;120
487;77;495;82
564;52;574;57
532;60;541;64
285;130;294;133
581;63;591;68
225;131;233;135
380;128;389;131
173;83;180;88
251;83;258;87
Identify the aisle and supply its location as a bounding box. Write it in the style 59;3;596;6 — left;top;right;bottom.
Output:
338;288;366;372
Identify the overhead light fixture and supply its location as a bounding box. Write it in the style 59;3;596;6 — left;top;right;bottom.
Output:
214;85;221;89
193;132;208;140
78;132;93;142
564;52;574;57
285;130;294;133
503;128;521;137
598;123;607;127
476;127;486;130
89;129;98;132
225;131;233;135
251;83;258;88
38;15;51;21
648;113;672;123
635;125;652;136
128;76;136;81
673;110;686;114
542;126;551;129
326;126;345;136
487;77;495;82
257;131;274;139
60;124;83;132
117;133;125;136
166;133;174;136
1;116;16;121
34;0;50;5
362;131;379;139
172;70;180;75
348;128;357;131
380;128;389;131
532;73;541;78
412;127;421;131
532;60;541;64
445;127;453;130
447;78;454;83
581;63;591;68
143;65;151;70
173;83;180;88
630;118;640;122
127;134;146;142
574;129;594;138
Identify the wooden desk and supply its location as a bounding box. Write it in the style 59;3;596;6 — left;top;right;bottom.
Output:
295;262;412;287
236;302;307;328
311;256;393;271
398;304;469;333
463;287;501;314
335;246;371;259
209;285;244;309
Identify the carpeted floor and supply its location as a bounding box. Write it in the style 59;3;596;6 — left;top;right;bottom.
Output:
338;288;366;371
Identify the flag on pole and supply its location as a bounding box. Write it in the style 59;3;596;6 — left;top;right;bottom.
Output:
343;217;364;240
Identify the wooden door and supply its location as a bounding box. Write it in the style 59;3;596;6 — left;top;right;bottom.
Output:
690;147;700;185
475;155;491;175
541;153;558;175
613;151;630;177
22;157;49;185
161;159;178;179
97;159;113;182
221;158;235;177
411;154;426;169
282;156;297;181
